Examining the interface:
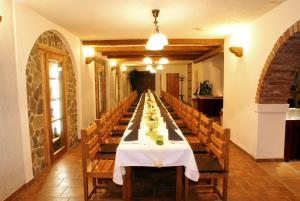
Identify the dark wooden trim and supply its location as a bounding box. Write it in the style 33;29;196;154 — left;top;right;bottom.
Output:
193;46;224;63
102;50;206;56
4;179;34;201
95;45;216;53
255;158;284;162
82;39;224;46
107;55;198;61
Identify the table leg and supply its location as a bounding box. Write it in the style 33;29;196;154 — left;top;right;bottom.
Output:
176;166;183;201
123;167;132;201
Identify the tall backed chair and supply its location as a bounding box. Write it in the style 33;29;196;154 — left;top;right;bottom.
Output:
185;122;230;201
81;124;115;201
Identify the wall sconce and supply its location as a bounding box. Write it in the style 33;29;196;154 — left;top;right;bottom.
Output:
0;16;2;23
229;46;243;57
110;59;118;71
83;46;95;64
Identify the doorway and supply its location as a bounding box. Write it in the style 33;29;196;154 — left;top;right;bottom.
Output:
45;53;68;161
166;73;179;98
95;61;106;118
135;71;155;94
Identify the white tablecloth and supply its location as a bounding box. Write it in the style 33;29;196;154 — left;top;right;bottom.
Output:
113;93;200;185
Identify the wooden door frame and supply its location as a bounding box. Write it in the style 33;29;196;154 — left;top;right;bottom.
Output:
95;59;106;118
38;44;68;164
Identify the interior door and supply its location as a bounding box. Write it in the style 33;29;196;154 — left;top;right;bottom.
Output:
46;53;68;162
166;73;179;98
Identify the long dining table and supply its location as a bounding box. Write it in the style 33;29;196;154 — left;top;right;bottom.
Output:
113;91;199;201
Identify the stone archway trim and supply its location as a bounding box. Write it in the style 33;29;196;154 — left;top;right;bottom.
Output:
256;20;300;104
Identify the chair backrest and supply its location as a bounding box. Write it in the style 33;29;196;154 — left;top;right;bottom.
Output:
208;122;230;171
81;123;100;164
198;115;212;144
191;110;201;134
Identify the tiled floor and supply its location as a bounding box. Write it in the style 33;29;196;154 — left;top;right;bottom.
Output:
12;143;300;201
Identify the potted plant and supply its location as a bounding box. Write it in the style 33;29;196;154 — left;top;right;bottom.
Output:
199;80;213;96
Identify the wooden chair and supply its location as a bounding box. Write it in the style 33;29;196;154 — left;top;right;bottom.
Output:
185;122;230;201
81;124;115;201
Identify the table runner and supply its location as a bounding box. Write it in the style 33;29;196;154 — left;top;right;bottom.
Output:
124;94;145;141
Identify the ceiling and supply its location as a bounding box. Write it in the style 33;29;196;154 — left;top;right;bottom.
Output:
21;0;286;40
21;0;286;64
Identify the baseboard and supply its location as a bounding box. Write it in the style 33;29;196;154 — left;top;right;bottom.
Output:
230;141;284;162
255;158;284;162
4;178;34;201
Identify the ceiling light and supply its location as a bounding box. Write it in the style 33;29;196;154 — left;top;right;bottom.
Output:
146;65;153;71
150;69;157;74
110;59;118;67
143;57;153;64
146;9;168;51
121;64;127;72
83;46;95;57
156;65;164;70
158;57;169;64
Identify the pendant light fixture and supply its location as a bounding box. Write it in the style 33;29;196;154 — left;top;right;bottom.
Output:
146;9;168;50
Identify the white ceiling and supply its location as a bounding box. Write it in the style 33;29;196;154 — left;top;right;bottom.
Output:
21;0;286;40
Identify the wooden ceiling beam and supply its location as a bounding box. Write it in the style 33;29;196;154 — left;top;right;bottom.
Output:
193;46;224;63
82;39;224;46
95;45;215;52
102;51;206;56
107;55;199;61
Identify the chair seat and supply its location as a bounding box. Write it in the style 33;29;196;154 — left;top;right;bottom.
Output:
170;112;180;119
88;159;114;178
99;144;118;154
189;143;207;154
166;106;174;112
111;130;124;136
123;112;133;118
127;106;136;112
195;154;224;173
180;127;193;134
119;118;130;125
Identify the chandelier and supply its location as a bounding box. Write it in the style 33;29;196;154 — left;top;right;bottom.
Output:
143;56;169;73
146;9;168;50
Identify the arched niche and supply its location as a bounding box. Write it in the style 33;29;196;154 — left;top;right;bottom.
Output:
26;31;78;175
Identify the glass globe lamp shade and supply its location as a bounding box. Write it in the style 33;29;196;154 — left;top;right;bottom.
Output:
146;65;153;71
156;65;164;70
143;57;153;64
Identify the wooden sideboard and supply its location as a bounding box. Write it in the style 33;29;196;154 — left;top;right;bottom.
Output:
192;96;223;117
285;119;300;161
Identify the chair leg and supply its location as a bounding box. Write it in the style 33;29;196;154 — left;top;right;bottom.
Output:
184;177;189;201
83;177;89;201
223;173;228;201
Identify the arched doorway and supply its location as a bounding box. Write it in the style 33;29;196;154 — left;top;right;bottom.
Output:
26;31;78;175
256;20;300;161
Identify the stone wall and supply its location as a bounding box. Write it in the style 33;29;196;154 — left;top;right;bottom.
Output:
26;31;78;175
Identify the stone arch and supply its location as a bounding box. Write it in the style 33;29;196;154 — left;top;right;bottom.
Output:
26;31;78;176
256;20;300;104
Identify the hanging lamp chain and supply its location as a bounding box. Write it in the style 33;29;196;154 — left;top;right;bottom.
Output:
152;9;160;33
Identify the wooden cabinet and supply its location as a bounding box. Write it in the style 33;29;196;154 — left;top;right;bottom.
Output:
193;97;223;117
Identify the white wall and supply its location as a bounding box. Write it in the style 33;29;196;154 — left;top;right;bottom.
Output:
0;2;83;198
224;0;300;158
0;1;26;199
192;54;224;96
